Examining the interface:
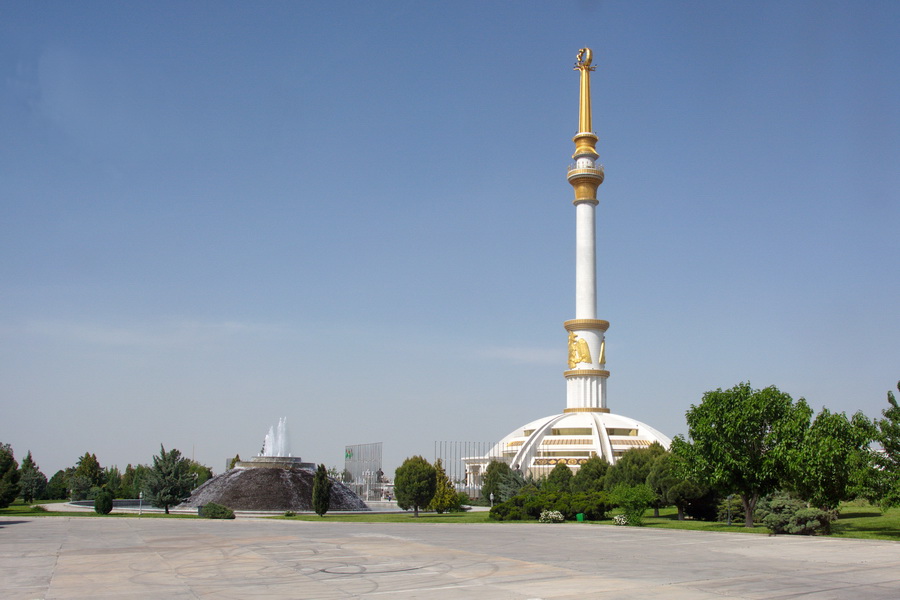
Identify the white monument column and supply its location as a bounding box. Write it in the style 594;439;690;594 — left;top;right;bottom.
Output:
564;48;609;413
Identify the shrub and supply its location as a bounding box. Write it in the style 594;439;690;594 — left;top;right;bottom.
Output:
609;484;656;526
30;504;48;512
283;510;296;517
539;509;565;523
717;495;745;524
94;489;113;515
756;492;835;535
613;514;628;526
200;502;235;519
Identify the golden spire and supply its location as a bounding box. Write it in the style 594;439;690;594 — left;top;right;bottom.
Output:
572;48;599;160
575;48;595;133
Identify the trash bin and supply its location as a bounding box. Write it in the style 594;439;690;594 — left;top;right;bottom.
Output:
576;513;584;522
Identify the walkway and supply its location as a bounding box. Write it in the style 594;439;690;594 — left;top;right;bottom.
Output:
1;516;898;599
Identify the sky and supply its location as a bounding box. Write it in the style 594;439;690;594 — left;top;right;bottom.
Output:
2;1;898;478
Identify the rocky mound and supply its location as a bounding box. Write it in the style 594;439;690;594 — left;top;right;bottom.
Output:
178;466;369;512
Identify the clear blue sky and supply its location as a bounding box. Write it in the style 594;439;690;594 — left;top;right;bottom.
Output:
2;1;898;477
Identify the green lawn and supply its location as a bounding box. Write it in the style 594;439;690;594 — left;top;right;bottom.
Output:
0;501;197;518
5;501;899;540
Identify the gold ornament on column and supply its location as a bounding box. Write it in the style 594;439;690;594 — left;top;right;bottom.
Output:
567;331;592;369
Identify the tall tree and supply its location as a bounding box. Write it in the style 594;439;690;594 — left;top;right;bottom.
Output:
143;445;195;514
480;460;512;503
0;443;20;508
871;381;900;507
543;462;574;493
74;452;105;488
671;382;809;527
46;469;69;500
429;458;459;514
312;463;332;516
19;451;48;503
186;461;213;487
394;456;436;517
790;408;873;510
604;443;666;490
646;452;705;520
572;455;610;493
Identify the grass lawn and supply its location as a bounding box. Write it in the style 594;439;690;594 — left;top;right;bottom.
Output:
5;500;899;540
0;501;198;518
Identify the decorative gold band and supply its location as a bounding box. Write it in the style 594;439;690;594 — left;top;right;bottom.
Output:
564;369;610;378
563;407;610;413
564;319;609;332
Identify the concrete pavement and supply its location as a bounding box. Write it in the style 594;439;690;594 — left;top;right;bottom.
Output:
1;516;899;599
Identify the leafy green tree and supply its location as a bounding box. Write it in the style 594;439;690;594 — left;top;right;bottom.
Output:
871;381;900;507
120;464;151;498
572;455;609;493
605;443;666;490
543;462;574;493
480;460;512;503
394;456;436;517
429;459;460;514
646;453;705;520
143;445;196;514
671;382;809;527
46;469;69;500
228;454;241;470
103;466;122;498
789;408;873;510
68;474;93;501
186;461;213;487
312;463;332;516
0;443;21;508
74;452;105;487
19;451;48;503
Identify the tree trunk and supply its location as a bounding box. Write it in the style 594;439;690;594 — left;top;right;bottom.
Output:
677;505;685;520
741;493;757;528
653;506;660;517
413;505;419;517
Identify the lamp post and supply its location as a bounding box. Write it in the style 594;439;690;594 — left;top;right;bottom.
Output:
139;491;143;517
489;492;494;508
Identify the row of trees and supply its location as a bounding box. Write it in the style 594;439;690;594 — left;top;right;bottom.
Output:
672;381;900;526
0;444;212;513
487;380;900;529
393;456;465;516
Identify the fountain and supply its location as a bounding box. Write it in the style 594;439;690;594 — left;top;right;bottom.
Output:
179;418;369;512
262;416;291;457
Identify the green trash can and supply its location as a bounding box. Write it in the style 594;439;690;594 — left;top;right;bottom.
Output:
576;513;584;522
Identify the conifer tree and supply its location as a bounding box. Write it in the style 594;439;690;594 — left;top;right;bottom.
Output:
429;458;458;513
312;463;332;516
19;451;48;503
0;443;20;508
143;445;195;514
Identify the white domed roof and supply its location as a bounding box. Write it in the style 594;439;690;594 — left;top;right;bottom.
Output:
487;411;671;477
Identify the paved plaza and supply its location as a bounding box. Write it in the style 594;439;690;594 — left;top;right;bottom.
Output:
2;516;899;599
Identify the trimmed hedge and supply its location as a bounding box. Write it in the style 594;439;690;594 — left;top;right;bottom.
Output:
200;502;235;519
490;491;612;521
93;489;114;515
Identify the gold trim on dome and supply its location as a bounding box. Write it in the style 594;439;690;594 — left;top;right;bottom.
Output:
540;438;593;445
533;457;590;466
564;369;610;378
564;319;609;332
563;407;611;413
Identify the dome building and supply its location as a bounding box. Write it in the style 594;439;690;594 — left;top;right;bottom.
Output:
464;49;670;486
